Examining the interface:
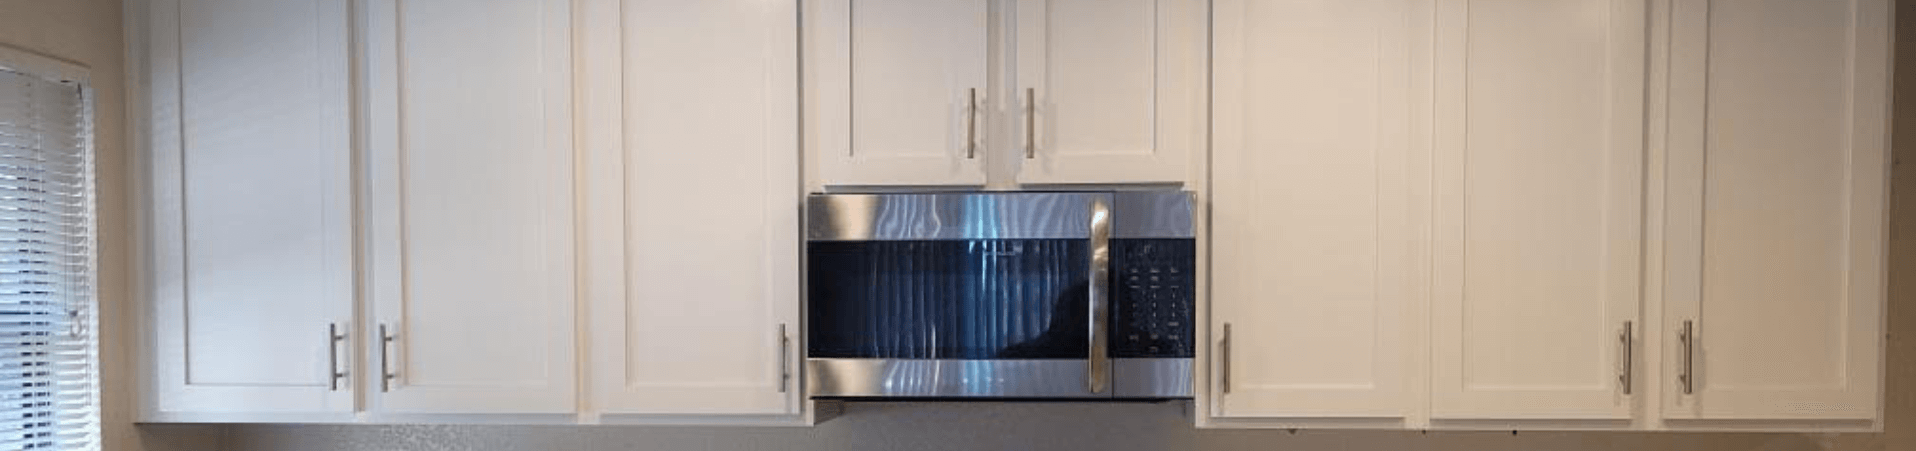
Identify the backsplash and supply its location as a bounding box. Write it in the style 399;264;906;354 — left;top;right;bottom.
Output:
183;402;1891;451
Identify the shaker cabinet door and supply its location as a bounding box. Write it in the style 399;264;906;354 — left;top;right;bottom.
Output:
1010;0;1204;185
1428;0;1646;421
362;0;578;414
808;0;989;186
583;0;802;416
144;0;356;419
1661;0;1888;422
1208;0;1420;421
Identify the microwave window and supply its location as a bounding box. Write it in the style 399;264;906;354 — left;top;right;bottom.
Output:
808;239;1090;359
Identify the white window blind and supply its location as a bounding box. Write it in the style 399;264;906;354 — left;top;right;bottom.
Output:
0;62;97;451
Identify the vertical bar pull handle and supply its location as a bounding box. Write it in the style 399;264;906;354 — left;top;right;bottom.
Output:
1617;321;1633;395
1086;198;1112;394
1219;323;1232;395
965;88;979;159
1025;88;1037;159
1678;320;1695;395
778;324;791;393
328;323;347;391
380;324;398;392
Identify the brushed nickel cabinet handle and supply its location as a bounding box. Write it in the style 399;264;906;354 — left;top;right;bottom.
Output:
380;324;398;392
1678;320;1695;395
965;88;979;159
1618;321;1633;395
1025;88;1036;159
328;323;347;391
778;323;791;393
1220;323;1232;395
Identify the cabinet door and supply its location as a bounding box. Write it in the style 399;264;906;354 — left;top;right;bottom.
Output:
1662;0;1888;421
807;0;988;186
1011;0;1203;185
1209;0;1419;419
582;0;800;415
363;0;576;414
1429;0;1645;420
146;0;355;417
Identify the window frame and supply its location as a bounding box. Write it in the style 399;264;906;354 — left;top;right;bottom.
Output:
0;43;99;451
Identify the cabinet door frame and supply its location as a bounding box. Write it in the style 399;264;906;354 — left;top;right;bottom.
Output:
806;0;990;187
1428;0;1647;422
1205;0;1427;422
143;0;357;419
1010;0;1206;185
1660;0;1889;422
361;0;579;415
580;0;802;417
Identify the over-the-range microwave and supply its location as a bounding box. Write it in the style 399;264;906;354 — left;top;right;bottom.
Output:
804;191;1195;400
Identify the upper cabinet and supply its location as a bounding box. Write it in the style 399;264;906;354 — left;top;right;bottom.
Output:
1208;0;1420;422
809;0;990;186
141;0;811;424
143;0;356;420
1661;0;1888;422
1207;0;1888;431
1428;0;1646;421
805;0;1206;188
132;0;1888;431
581;0;803;416
361;0;578;415
1011;0;1205;184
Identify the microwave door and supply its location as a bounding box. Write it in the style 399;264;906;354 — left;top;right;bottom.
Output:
805;193;1116;399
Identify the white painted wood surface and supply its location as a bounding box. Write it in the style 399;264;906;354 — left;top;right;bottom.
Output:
128;0;1891;429
1010;0;1204;185
1661;0;1889;422
362;0;577;414
1208;0;1422;420
1429;0;1647;421
145;0;356;416
583;0;802;416
809;0;990;186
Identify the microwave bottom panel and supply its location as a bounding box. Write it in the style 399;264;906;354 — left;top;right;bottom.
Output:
806;358;1191;400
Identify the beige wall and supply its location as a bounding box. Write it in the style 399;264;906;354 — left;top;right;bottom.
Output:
0;0;1902;450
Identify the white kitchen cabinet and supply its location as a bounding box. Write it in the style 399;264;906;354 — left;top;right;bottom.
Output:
1661;0;1888;423
1207;0;1421;422
142;0;356;420
362;0;577;414
808;0;990;186
581;0;803;417
1010;0;1205;185
1428;0;1646;421
806;0;1205;187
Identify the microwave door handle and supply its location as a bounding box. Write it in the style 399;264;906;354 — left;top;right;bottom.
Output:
1087;198;1112;394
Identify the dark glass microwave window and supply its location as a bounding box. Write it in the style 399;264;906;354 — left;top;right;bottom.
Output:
1109;238;1196;358
808;239;1089;359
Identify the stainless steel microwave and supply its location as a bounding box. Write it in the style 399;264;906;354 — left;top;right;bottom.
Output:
804;191;1195;399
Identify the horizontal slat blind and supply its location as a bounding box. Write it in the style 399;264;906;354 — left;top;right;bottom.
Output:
0;66;96;451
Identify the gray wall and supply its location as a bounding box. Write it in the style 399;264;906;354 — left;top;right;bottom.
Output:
115;0;1916;450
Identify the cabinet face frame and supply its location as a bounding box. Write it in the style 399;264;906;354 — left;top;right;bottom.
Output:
1659;0;1888;424
143;0;358;418
360;0;579;415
